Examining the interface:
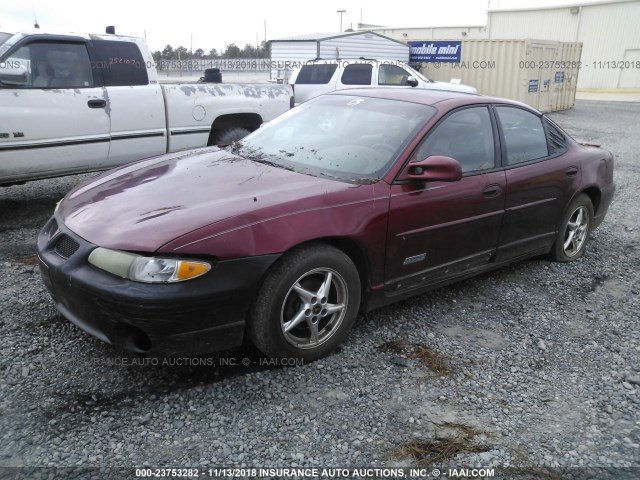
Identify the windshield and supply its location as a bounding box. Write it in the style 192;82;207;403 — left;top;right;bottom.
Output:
236;94;436;183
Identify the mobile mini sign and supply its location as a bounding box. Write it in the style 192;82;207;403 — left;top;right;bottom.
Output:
409;41;462;63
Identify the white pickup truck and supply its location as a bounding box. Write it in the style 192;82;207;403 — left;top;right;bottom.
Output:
289;59;477;106
0;31;293;185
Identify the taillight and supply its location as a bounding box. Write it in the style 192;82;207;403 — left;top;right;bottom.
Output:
290;85;295;109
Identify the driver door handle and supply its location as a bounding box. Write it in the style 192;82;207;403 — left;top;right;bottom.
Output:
87;99;106;109
482;184;503;198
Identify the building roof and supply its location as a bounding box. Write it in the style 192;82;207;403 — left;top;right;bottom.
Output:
271;32;343;42
488;0;636;13
359;25;486;31
270;30;408;47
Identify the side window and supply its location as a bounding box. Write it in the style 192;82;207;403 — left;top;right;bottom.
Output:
543;117;568;155
7;42;93;88
340;64;372;85
295;64;338;84
378;64;411;86
0;46;32;86
496;106;549;165
416;106;495;173
92;40;148;87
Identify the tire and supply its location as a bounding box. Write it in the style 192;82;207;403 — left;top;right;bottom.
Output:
211;127;251;145
248;244;361;362
550;194;594;262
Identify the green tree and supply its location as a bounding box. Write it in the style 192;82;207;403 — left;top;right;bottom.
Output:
241;44;257;58
259;40;270;58
175;46;189;59
152;50;162;70
207;48;219;59
161;44;174;59
193;48;205;58
222;43;241;58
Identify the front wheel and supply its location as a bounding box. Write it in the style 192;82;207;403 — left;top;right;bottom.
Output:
248;244;361;362
550;194;594;262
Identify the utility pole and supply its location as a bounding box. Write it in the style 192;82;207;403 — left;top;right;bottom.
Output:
337;10;346;32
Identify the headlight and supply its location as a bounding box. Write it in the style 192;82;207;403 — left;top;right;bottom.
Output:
88;247;211;283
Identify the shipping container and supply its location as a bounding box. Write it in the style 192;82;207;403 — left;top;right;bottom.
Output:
418;39;582;112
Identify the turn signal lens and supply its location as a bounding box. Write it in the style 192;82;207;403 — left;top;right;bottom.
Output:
176;261;210;281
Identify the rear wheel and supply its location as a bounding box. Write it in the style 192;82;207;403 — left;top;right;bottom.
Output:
550;194;594;262
248;244;361;362
211;127;251;145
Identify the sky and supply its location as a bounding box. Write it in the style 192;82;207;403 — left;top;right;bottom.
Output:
1;0;609;53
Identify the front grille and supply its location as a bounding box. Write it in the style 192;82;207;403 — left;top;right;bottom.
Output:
54;235;80;259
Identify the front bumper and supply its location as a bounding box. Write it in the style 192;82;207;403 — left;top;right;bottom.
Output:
37;215;280;356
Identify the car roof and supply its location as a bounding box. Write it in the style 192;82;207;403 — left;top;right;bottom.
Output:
327;87;541;113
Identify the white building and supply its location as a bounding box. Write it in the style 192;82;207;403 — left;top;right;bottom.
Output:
359;0;640;89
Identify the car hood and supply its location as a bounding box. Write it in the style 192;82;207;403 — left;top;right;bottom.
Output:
59;148;361;252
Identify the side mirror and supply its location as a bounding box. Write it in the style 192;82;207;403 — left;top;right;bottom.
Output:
400;155;462;182
406;75;419;87
0;63;29;86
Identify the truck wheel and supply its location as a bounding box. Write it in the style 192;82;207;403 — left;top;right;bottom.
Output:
212;127;251;145
550;194;594;262
248;244;361;362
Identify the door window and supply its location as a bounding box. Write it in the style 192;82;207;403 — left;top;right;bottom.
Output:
416;106;496;173
378;64;411;86
496;106;548;165
340;64;372;85
10;42;93;88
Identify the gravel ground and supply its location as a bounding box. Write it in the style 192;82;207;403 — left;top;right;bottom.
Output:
0;100;638;479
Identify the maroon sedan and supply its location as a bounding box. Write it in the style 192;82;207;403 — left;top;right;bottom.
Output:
37;89;614;361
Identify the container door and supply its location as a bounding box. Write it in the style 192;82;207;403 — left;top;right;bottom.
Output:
529;43;556;113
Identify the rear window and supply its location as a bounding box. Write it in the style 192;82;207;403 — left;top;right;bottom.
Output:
294;64;337;84
91;40;148;86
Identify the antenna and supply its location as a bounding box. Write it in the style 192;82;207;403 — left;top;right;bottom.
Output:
32;0;40;29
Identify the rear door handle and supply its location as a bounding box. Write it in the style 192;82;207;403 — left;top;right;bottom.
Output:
566;166;579;177
482;184;502;198
87;99;106;109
